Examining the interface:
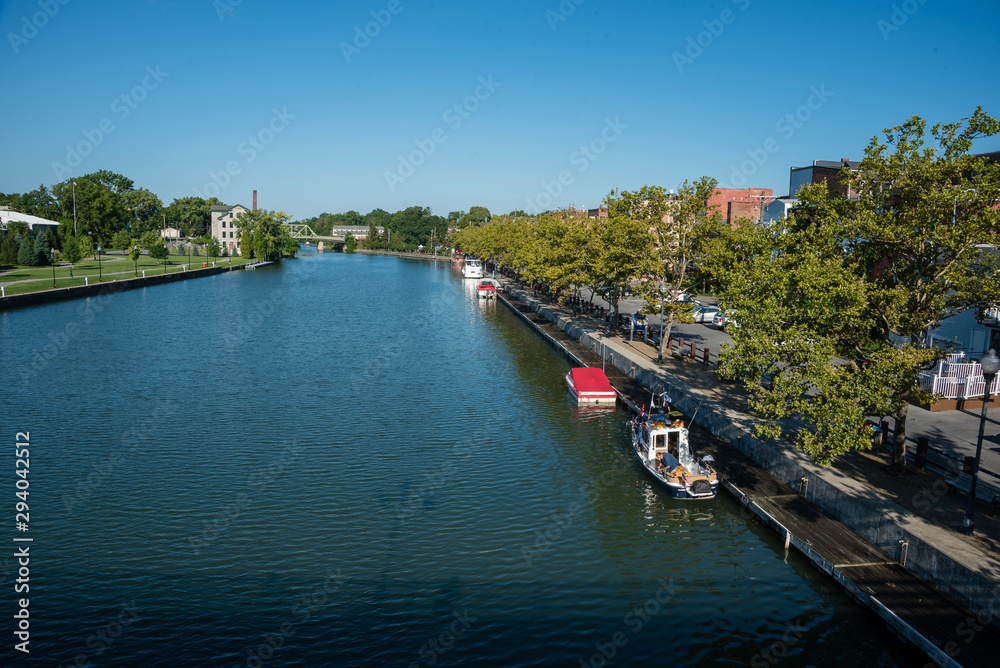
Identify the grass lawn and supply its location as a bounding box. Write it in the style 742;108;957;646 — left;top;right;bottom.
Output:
0;253;249;296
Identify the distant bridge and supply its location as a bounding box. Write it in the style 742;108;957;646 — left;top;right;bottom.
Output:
283;224;382;243
284;224;344;242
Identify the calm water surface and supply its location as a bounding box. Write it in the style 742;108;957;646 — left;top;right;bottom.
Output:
1;251;910;666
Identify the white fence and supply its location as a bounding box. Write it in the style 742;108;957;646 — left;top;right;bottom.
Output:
918;354;1000;399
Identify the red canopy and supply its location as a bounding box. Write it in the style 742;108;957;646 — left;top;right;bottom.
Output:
569;367;614;394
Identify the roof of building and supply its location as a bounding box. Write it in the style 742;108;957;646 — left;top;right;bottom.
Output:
0;209;60;228
791;159;861;171
210;204;249;212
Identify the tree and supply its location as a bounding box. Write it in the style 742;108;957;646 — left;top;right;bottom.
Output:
77;235;93;260
283;236;298;257
112;230;132;251
33;232;51;266
459;206;491;227
706;108;1000;468
592;195;656;335
148;238;169;269
240;231;252;259
17;237;36;266
206;237;220;260
63;236;82;264
1;234;19;265
165;196;216;236
345;233;357;253
129;242;142;275
235;208;293;261
139;230;160;250
611;179;724;357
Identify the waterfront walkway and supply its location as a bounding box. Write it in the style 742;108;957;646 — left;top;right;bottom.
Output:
496;284;1000;668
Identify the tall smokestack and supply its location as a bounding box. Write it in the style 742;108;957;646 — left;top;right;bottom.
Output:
253;190;257;211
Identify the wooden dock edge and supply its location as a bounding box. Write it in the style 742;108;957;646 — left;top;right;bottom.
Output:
496;283;998;667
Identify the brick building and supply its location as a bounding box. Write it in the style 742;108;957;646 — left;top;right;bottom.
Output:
707;187;774;226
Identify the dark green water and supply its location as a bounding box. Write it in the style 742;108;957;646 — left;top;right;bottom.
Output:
1;250;909;667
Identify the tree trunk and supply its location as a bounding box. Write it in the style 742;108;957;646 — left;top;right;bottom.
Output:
889;397;909;474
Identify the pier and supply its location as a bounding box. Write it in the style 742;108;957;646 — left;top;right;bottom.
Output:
496;282;1000;668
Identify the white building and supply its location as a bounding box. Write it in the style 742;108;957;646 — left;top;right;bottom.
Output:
0;207;60;231
210;204;248;255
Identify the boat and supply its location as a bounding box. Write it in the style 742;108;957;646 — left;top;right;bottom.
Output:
565;367;617;406
476;278;499;299
463;258;484;279
627;409;718;499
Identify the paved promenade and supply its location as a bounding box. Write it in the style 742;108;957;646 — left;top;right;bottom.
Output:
499;282;1000;665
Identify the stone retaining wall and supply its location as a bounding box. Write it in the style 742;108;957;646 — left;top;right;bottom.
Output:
511;286;1000;620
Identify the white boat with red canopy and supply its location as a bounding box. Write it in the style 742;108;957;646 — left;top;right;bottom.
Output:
565;367;617;406
477;278;499;299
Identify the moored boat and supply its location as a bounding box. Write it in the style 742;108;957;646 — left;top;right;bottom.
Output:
477;278;499;299
565;367;617;406
463;258;484;279
627;410;718;499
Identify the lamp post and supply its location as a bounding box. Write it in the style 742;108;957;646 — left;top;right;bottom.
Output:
51;248;56;287
964;348;1000;535
72;180;77;236
133;244;139;276
96;245;103;282
657;280;666;363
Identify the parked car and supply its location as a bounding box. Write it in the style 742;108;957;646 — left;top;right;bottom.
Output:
691;305;720;323
663;291;701;306
712;310;737;330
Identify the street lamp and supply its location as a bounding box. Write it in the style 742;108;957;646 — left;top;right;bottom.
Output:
51;248;56;287
72;180;77;236
96;245;103;282
133;244;139;276
657;280;666;363
964;348;1000;535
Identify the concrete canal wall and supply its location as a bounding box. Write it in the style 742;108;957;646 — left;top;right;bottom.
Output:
507;285;1000;623
0;264;241;311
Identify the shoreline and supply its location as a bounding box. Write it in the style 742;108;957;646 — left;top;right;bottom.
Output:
0;263;244;311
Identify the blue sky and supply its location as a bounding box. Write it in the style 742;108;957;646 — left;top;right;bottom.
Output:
2;0;999;220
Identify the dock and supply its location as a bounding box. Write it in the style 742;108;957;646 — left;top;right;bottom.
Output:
497;285;1000;668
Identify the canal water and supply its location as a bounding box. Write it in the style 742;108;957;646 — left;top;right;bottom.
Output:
1;250;910;667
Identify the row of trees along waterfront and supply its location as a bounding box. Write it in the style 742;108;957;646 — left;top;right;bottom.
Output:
454;109;1000;474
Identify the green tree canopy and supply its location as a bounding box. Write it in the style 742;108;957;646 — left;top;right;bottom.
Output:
705;108;1000;468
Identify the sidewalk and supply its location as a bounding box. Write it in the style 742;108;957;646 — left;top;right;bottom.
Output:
510;285;1000;600
548;287;1000;554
